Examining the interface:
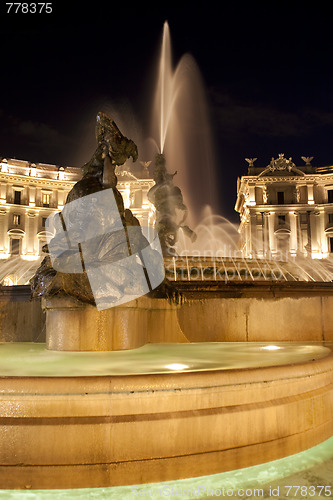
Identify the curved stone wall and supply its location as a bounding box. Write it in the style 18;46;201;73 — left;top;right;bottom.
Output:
0;353;333;489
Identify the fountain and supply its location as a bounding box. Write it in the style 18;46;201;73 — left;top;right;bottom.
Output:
149;21;218;224
0;21;333;496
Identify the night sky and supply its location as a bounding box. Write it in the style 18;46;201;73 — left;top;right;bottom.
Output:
1;1;333;222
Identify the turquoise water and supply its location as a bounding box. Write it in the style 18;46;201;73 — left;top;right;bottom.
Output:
0;342;331;377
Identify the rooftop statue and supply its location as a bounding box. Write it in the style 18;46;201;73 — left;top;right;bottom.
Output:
30;112;177;308
301;156;314;166
147;153;196;256
245;158;257;167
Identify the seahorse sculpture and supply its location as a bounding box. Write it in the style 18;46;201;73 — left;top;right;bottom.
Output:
30;112;164;306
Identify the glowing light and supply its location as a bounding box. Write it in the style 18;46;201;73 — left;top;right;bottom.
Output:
29;202;36;207
58;169;65;180
1;163;8;173
2;275;18;286
165;363;189;371
308;200;315;205
21;254;39;261
123;184;131;209
141;203;150;209
260;345;281;351
30;167;37;176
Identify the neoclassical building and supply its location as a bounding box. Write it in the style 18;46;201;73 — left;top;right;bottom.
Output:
235;154;333;260
0;157;155;284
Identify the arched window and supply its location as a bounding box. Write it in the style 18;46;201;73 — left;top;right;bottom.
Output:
7;228;25;256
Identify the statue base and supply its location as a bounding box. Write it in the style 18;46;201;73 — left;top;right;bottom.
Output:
42;296;188;351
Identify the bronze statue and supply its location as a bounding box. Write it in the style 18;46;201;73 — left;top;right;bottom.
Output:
147;153;196;256
30;112;164;306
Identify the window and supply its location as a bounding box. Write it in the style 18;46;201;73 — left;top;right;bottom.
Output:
329;213;333;224
14;190;21;205
42;217;47;228
277;191;285;204
42;193;50;207
10;239;20;255
13;214;21;225
278;215;286;225
328;190;333;203
330;238;333;253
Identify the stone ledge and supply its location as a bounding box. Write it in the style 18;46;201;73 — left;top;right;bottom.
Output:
0;354;333;488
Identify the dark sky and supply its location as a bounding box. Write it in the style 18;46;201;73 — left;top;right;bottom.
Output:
1;1;333;222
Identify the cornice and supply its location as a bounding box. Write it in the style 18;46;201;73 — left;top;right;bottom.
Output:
246;203;333;212
0;172;153;190
240;174;333;183
0;172;77;189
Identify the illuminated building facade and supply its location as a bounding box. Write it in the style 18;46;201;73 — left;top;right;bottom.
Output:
0;157;155;284
235;154;333;259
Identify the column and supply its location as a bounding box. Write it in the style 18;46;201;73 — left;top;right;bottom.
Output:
304;211;312;255
256;213;264;257
319;212;328;256
263;212;269;257
29;187;36;207
289;212;297;254
36;188;41;207
249;211;257;256
0;209;7;254
268;212;277;256
248;185;256;205
0;183;7;204
25;211;37;256
307;184;315;205
296;212;302;255
310;211;321;257
57;189;65;210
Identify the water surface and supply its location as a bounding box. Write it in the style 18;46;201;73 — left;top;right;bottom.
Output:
0;342;331;377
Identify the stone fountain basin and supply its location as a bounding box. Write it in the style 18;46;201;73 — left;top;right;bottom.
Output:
0;342;333;489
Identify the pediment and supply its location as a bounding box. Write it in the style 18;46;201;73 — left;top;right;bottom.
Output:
258;154;305;178
324;225;333;235
8;228;25;236
274;227;291;239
